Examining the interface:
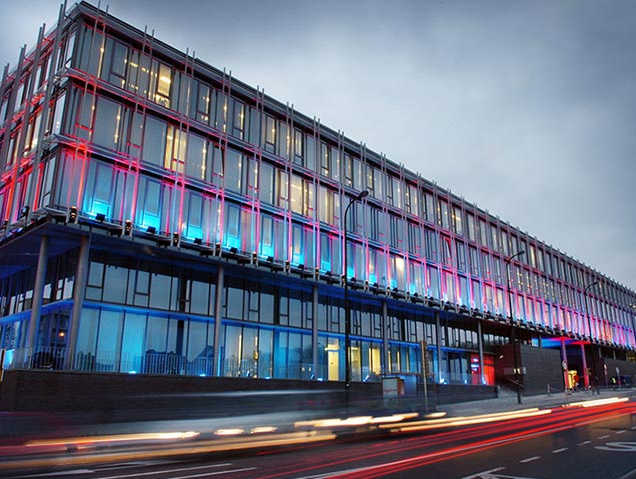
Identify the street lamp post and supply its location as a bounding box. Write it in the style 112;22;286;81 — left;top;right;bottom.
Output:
344;189;368;411
504;250;525;405
583;281;599;392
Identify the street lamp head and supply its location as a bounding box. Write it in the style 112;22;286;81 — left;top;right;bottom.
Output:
507;250;525;263
355;190;369;201
584;281;600;293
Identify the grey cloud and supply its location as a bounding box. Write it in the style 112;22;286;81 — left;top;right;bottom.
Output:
1;0;635;289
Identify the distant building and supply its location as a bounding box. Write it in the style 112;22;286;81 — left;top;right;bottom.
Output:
1;1;634;399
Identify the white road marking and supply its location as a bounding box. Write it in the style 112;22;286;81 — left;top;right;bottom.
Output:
598;435;611;439
13;471;95;477
97;461;176;471
577;440;592;446
551;448;568;454
615;430;626;435
519;456;540;463
293;467;376;479
460;468;540;479
164;468;257;479
93;463;235;479
459;467;505;479
596;442;636;452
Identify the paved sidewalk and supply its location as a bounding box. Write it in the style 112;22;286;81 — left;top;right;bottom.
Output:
436;387;635;417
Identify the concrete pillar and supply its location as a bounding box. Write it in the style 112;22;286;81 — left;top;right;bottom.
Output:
65;235;91;368
212;265;224;376
25;235;49;365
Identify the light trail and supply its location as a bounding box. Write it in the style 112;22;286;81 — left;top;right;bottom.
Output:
565;396;629;408
331;402;636;478
260;400;636;479
2;400;633;478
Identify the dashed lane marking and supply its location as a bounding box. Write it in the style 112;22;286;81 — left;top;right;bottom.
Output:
577;441;592;446
551;448;568;454
615;430;627;435
599;435;611;439
519;456;541;464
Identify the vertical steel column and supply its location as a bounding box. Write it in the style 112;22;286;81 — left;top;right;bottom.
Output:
212;265;224;376
65;234;91;369
25;235;49;363
382;299;389;376
25;4;66;220
14;27;45;218
1;46;26;202
477;319;485;385
435;312;443;383
312;285;318;380
175;273;187;367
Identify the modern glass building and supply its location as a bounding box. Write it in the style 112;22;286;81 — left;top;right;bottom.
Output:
1;1;635;395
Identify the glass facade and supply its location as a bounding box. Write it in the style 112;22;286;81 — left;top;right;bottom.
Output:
0;2;634;389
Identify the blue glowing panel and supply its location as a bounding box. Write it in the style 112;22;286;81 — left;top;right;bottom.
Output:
224;234;240;250
89;200;110;218
185;224;203;241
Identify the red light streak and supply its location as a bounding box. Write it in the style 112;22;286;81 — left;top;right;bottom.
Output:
251;401;635;479
337;403;636;479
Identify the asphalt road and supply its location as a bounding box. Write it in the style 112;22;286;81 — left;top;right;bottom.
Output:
3;399;635;479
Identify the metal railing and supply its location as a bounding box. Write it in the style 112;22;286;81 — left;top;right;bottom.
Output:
1;347;343;381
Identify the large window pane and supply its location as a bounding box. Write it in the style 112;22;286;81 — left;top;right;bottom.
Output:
142;116;167;166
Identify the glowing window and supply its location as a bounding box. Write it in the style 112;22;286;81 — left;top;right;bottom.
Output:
223;203;241;249
260;215;274;258
291;224;304;265
264;115;276;152
155;62;172;106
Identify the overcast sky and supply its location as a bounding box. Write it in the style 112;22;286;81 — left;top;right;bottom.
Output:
1;0;635;292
